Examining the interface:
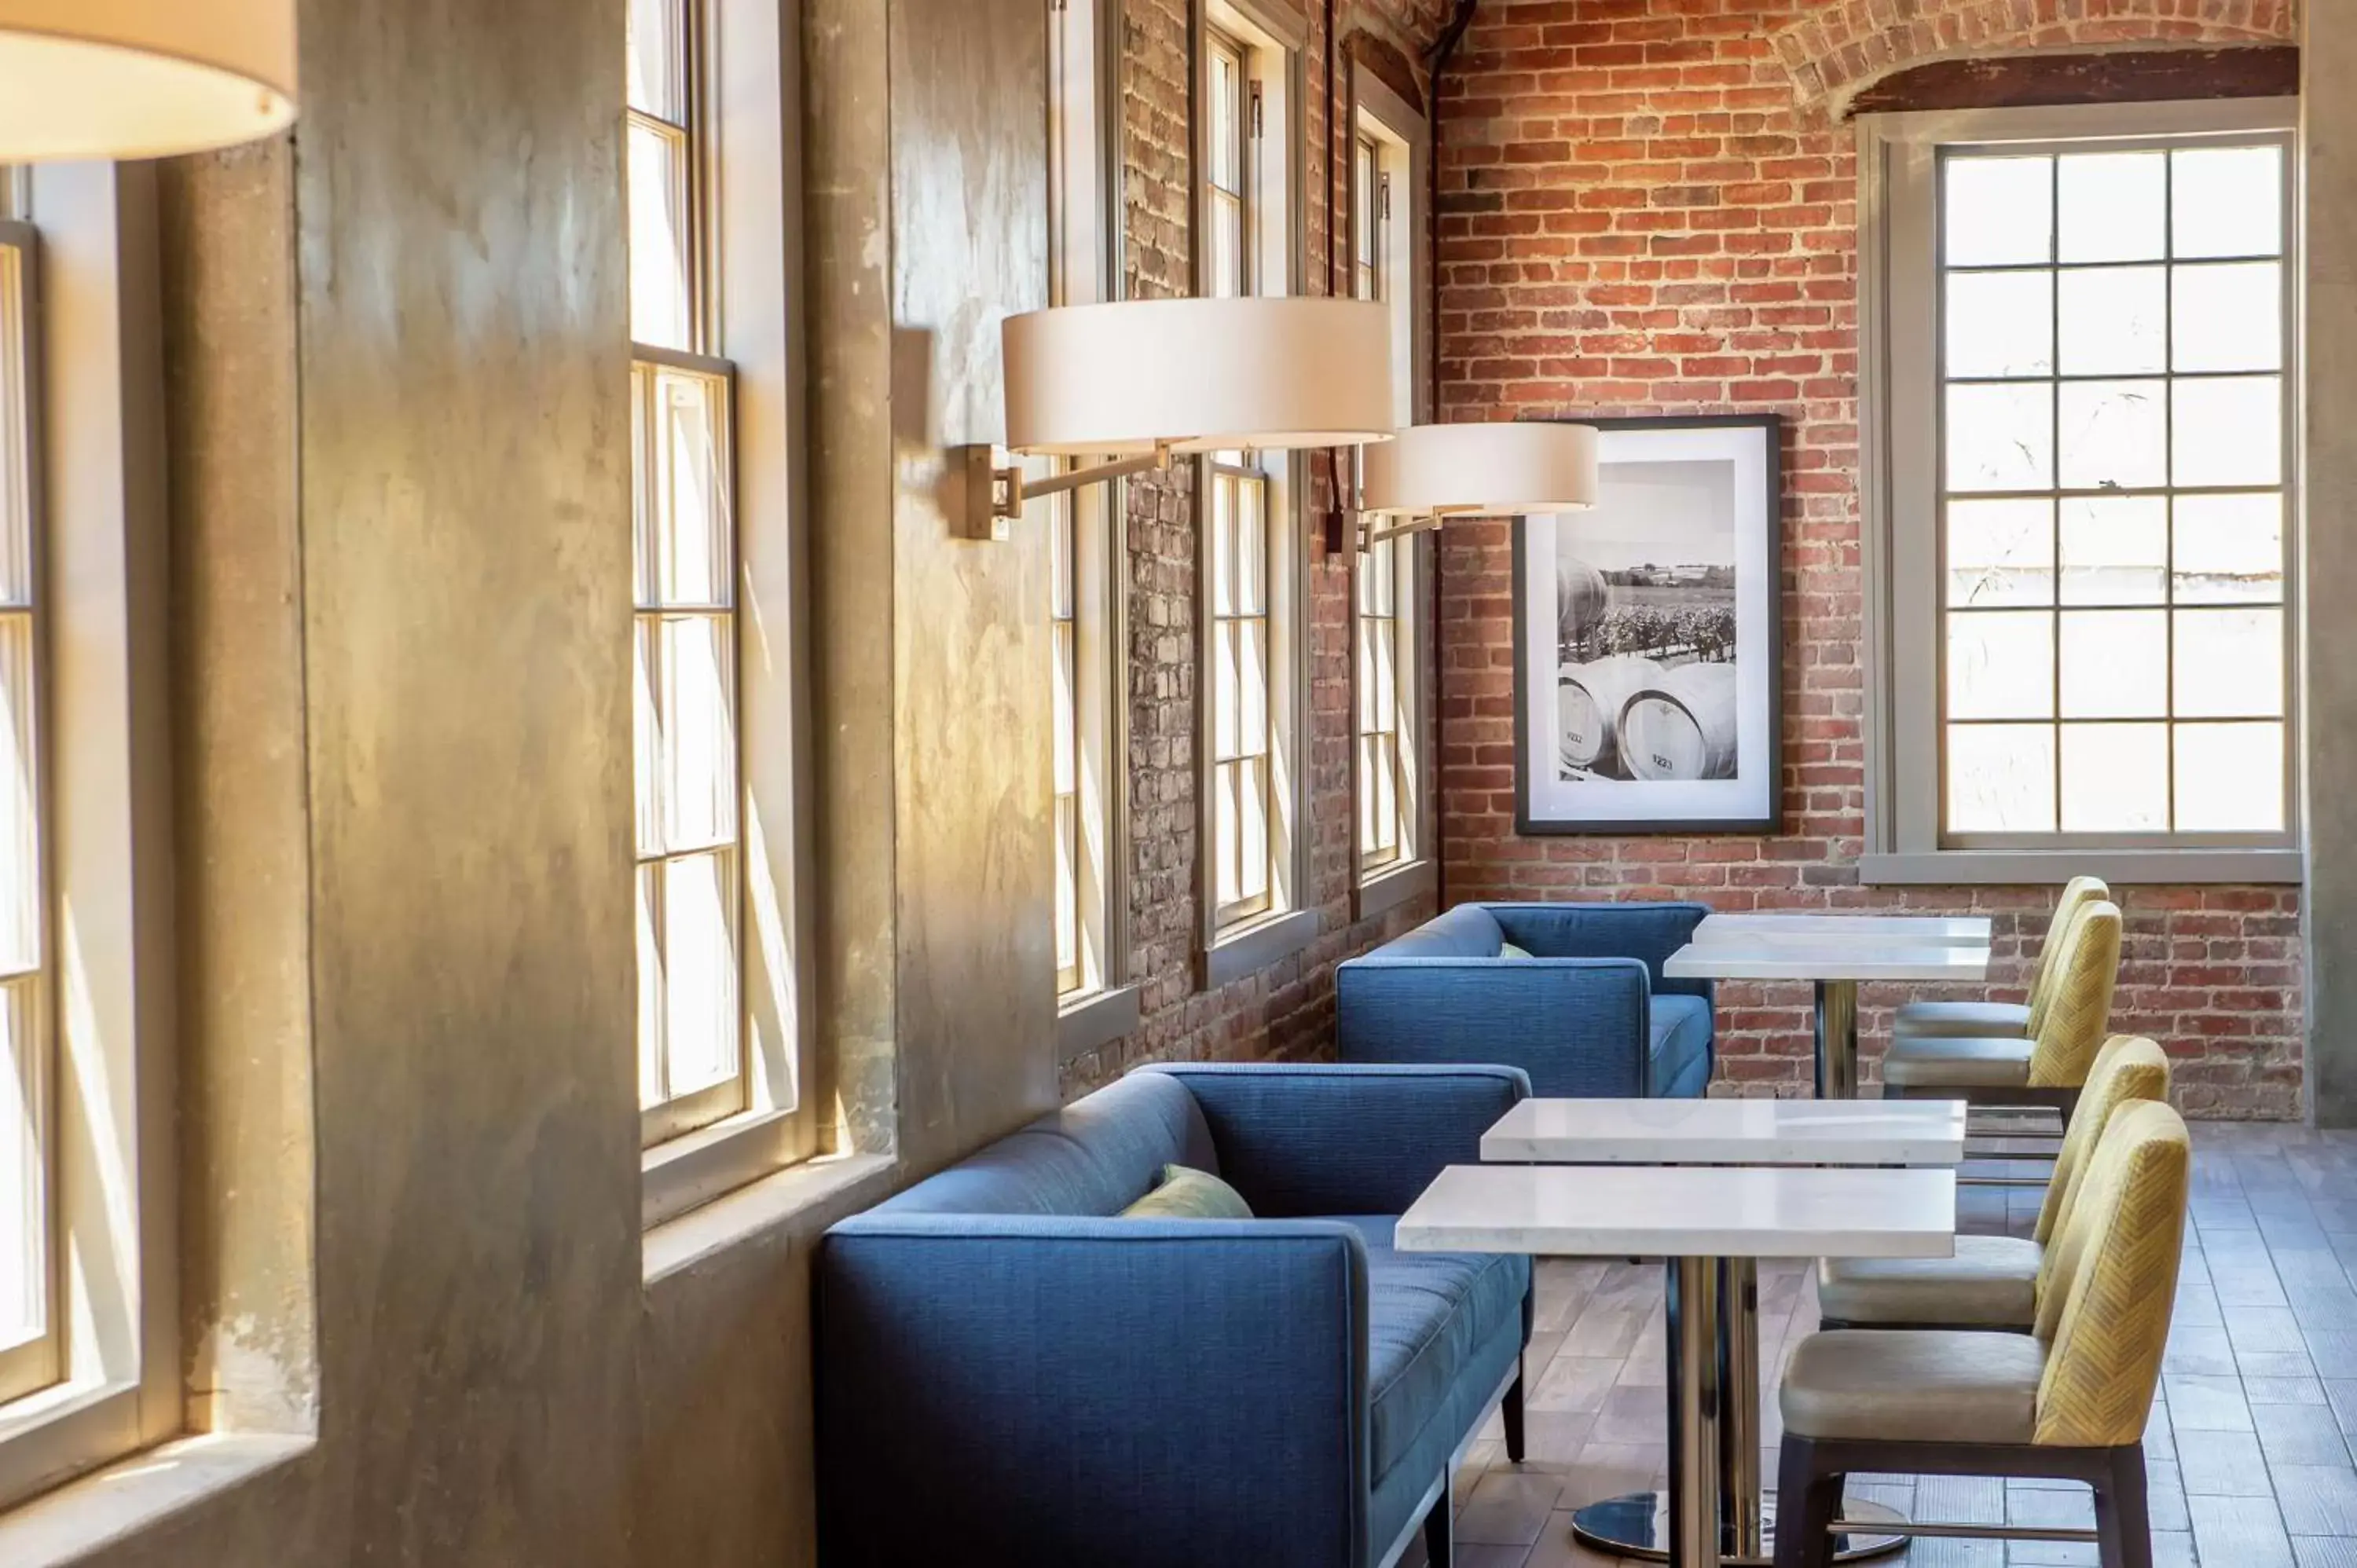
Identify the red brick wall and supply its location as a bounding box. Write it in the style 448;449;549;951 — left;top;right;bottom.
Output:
1063;0;1457;1096
1432;0;2304;1117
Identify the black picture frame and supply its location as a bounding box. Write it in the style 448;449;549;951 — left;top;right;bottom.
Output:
1512;412;1784;837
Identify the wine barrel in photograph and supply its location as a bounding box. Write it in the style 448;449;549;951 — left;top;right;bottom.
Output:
1558;559;1609;646
1558;655;1664;774
1620;662;1739;781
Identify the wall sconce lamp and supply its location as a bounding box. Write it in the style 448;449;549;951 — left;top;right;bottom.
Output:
0;1;297;161
1358;422;1601;546
962;295;1395;538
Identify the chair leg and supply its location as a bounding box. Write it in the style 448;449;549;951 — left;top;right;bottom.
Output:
2094;1443;2152;1568
1422;1483;1453;1568
1502;1367;1526;1464
1772;1434;1841;1568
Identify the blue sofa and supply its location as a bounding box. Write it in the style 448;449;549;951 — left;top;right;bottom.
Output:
1336;901;1714;1097
816;1063;1534;1568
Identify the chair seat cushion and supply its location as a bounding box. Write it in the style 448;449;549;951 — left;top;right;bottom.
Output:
1649;994;1714;1098
1781;1329;2044;1445
1894;999;2032;1040
1816;1235;2042;1328
1325;1215;1530;1484
1884;1034;2033;1089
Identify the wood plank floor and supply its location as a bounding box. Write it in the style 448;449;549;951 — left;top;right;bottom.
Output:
1401;1121;2357;1567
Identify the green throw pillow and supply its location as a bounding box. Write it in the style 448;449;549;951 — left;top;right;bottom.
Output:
1497;941;1535;960
1120;1163;1252;1221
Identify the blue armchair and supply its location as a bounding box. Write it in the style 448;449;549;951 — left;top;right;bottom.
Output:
1336;900;1714;1097
816;1063;1534;1568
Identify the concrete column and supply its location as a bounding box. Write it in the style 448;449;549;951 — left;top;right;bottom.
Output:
2307;5;2357;1123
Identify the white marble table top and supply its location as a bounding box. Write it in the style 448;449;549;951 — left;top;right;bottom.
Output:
1692;912;1992;947
1396;1164;1957;1260
1481;1097;1967;1167
1662;940;1990;984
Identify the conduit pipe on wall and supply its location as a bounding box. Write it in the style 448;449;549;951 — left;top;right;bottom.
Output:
1425;0;1476;904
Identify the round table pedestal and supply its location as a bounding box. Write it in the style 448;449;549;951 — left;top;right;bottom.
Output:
1568;1492;1910;1566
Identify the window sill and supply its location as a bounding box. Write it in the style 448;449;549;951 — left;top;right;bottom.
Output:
1058;982;1142;1062
1204;907;1321;989
642;1107;808;1231
1354;857;1436;922
0;1431;312;1566
1858;848;2304;886
644;1150;896;1285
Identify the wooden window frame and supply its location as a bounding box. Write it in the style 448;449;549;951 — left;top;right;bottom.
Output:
1350;63;1435;921
1195;0;1317;984
0;160;184;1516
1048;0;1138;1057
636;0;820;1225
1857;97;2304;886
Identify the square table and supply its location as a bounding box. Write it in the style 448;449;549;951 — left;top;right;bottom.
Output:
1663;927;1991;1099
1690;913;1992;948
1395;1169;1952;1565
1400;1163;1957;1568
1482;1096;1967;1167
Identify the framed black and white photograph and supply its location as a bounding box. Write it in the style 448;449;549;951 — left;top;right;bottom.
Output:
1514;414;1782;834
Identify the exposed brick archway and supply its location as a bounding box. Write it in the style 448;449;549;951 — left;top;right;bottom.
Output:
1771;0;2297;119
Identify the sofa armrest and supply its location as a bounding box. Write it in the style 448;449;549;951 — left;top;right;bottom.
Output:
1487;900;1713;999
1335;958;1654;1101
1141;1061;1530;1218
817;1215;1370;1568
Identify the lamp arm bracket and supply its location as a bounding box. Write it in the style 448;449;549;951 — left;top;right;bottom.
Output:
989;438;1179;519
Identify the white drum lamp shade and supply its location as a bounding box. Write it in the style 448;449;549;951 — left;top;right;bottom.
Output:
1002;296;1395;456
1360;422;1600;516
0;0;296;161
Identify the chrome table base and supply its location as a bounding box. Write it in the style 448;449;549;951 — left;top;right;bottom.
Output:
1564;1256;1908;1565
1567;1493;1911;1565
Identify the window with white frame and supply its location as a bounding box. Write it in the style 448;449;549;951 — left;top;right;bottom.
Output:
0;161;181;1510
1350;79;1430;908
0;211;44;1414
629;0;749;1147
1049;0;1127;1029
1860;101;2300;881
1351;116;1417;881
1199;2;1307;965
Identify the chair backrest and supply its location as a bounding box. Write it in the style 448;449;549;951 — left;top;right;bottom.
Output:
2023;875;2109;1016
2025;900;2122;1089
2034;1035;2172;1255
2032;1101;2190;1447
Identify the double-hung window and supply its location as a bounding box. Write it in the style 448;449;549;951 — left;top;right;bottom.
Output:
629;0;745;1146
629;0;813;1214
1351;71;1433;917
0;161;181;1511
1859;99;2301;883
1048;0;1137;1053
1198;1;1313;980
0;208;43;1416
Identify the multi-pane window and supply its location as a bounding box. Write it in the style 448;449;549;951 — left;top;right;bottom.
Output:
1352;118;1417;877
1049;0;1123;1009
629;0;746;1144
1204;27;1251;300
0;222;48;1406
1201;12;1292;939
1936;137;2292;841
1356;542;1405;869
1050;499;1082;991
1210;467;1273;922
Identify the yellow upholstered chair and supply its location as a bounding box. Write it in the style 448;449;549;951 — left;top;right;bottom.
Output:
1770;1101;2190;1568
1894;876;2108;1042
1882;899;2121;1119
1816;1035;2168;1331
